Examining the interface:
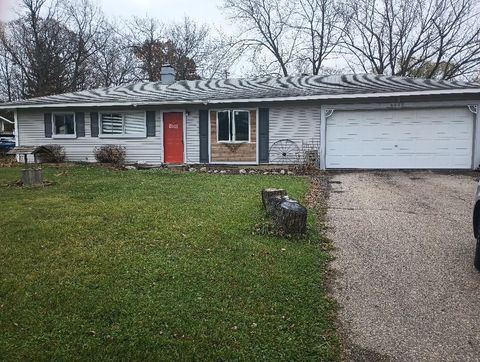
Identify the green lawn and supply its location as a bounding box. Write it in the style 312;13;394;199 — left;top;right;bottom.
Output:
0;165;338;361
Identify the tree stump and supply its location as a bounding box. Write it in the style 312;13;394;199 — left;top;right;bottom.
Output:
273;197;307;234
22;168;43;186
262;188;287;214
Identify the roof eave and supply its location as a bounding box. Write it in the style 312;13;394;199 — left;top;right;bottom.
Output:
2;88;480;110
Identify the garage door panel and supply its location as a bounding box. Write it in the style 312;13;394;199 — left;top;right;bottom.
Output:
326;108;473;169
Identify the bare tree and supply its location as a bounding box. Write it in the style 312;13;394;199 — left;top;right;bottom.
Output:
222;0;346;76
126;16;166;81
0;30;17;102
0;0;75;97
199;33;245;80
342;0;480;79
60;0;106;91
169;18;207;64
93;22;137;87
0;0;110;98
128;16;238;81
168;17;241;80
0;2;237;100
292;0;345;75
167;17;208;80
223;0;300;76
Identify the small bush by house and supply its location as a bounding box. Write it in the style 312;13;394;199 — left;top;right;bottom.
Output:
94;145;126;165
37;144;66;163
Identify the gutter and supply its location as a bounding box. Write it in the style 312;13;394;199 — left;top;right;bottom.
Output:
1;88;480;110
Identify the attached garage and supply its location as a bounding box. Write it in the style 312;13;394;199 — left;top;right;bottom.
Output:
325;107;475;169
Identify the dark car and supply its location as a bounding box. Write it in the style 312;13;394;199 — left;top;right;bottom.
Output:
473;186;480;270
0;136;15;154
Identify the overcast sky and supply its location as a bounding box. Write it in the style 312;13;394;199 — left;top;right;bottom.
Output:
1;0;230;31
105;0;225;25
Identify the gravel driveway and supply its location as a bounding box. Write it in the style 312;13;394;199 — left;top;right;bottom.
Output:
327;171;480;362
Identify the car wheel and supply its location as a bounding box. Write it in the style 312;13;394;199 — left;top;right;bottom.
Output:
475;238;480;271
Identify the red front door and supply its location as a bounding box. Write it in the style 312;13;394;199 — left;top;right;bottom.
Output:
163;112;184;163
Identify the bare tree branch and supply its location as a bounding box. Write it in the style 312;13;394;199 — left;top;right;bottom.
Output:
342;0;480;79
223;0;298;76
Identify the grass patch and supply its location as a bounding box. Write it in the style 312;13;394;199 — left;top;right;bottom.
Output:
0;165;338;360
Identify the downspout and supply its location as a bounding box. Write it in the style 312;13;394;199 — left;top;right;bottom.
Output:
471;104;480;170
14;108;19;162
14;109;18;146
184;111;188;164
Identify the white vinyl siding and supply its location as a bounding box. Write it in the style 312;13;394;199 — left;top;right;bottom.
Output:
326;108;474;169
18;108;202;164
18;110;162;164
185;109;200;163
269;105;321;163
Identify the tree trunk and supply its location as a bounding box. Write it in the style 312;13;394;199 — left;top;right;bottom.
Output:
22;168;43;186
262;188;287;214
273;197;307;235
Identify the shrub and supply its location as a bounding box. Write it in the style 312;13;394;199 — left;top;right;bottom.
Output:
94;145;126;165
0;155;17;167
37;144;66;163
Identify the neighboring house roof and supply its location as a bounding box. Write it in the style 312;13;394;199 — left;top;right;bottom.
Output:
1;74;480;109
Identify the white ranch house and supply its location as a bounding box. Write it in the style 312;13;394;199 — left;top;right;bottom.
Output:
2;66;480;169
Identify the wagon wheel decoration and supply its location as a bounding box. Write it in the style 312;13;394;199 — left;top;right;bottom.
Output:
269;139;301;164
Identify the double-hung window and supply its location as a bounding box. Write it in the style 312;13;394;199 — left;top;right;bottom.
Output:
100;112;146;137
217;110;250;143
53;113;76;137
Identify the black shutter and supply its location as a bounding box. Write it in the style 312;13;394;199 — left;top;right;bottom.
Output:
258;108;269;163
199;110;209;163
90;112;99;137
44;113;52;138
75;112;85;137
146;111;156;137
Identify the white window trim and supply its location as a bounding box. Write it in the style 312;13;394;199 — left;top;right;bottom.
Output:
98;111;147;139
216;110;251;144
52;112;76;139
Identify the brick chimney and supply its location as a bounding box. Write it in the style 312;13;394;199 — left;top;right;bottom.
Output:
160;64;176;85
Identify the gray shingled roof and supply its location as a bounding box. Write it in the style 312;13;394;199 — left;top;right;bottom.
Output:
2;74;480;109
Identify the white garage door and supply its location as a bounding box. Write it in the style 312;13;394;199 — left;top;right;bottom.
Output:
326;108;474;169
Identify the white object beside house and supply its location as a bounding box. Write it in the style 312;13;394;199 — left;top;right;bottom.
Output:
1;66;480;170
